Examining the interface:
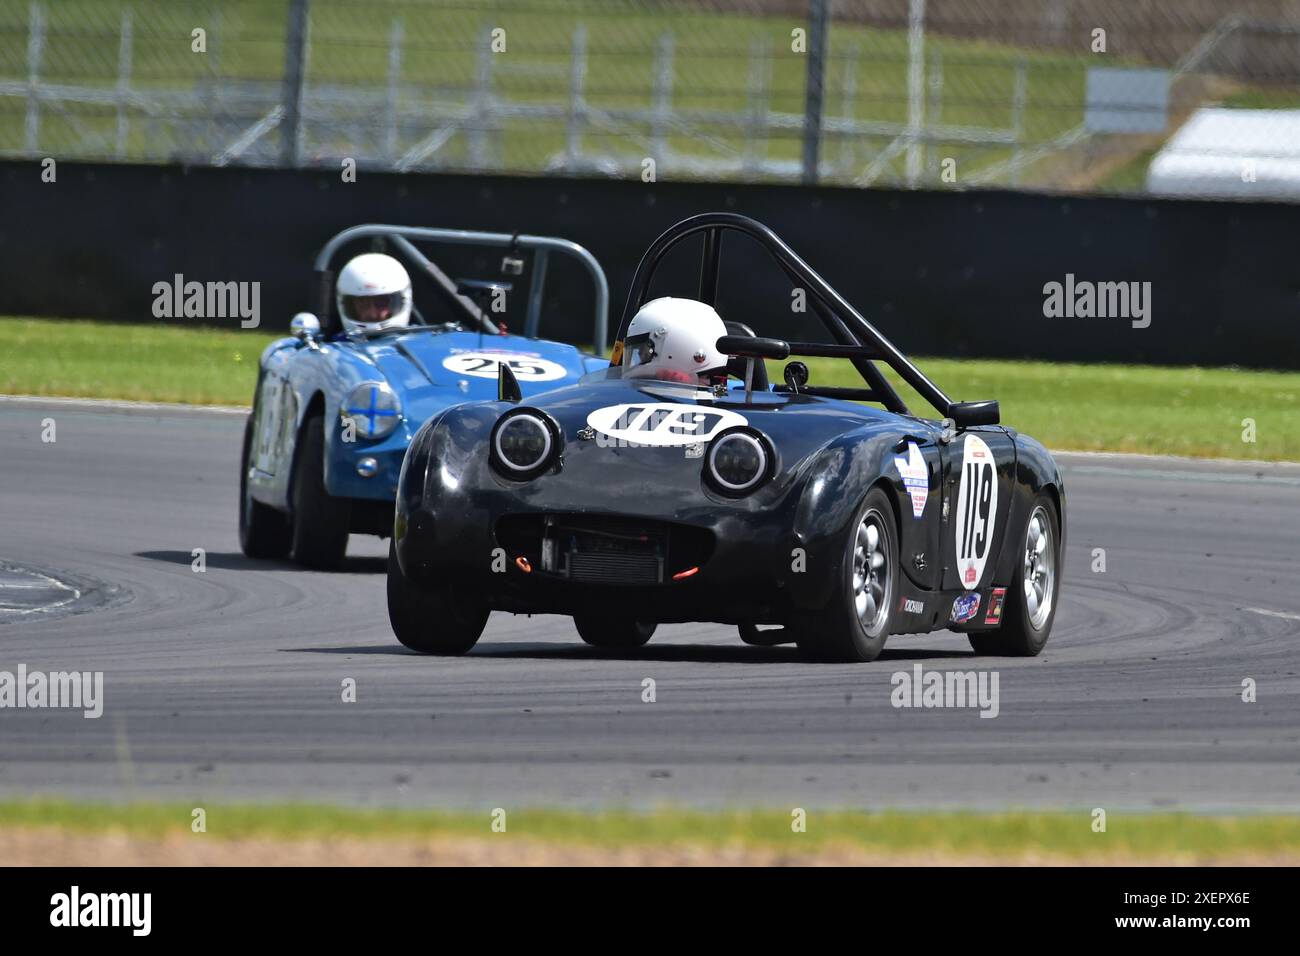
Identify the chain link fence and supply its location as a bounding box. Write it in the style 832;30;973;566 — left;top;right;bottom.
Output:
2;0;1298;199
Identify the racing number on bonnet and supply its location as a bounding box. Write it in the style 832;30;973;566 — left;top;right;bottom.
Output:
954;433;999;590
442;352;567;381
586;403;748;447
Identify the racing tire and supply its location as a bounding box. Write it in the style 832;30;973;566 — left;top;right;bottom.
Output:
387;542;488;654
573;616;656;649
239;415;291;559
969;494;1060;657
795;486;898;663
289;412;351;570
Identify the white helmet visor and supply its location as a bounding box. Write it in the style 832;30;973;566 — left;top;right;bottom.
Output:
623;332;656;369
340;291;406;326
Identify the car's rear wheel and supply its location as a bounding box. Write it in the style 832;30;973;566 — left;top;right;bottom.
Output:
239;415;291;559
289;412;351;570
573;616;656;649
796;486;898;663
969;495;1060;657
387;541;488;654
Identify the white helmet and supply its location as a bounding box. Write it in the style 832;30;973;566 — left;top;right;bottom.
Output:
336;253;412;334
622;297;728;384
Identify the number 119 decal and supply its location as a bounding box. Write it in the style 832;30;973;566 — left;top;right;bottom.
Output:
954;433;999;590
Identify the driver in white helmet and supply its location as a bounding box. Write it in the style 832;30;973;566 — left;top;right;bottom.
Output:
336;253;413;335
622;297;728;386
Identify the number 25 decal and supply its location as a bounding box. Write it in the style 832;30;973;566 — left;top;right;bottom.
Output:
442;352;567;381
954;433;999;590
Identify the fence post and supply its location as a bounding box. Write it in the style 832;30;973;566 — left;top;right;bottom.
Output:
385;18;403;163
905;0;927;186
651;32;674;165
24;1;45;155
281;0;310;167
116;9;133;159
565;23;587;170
801;0;829;185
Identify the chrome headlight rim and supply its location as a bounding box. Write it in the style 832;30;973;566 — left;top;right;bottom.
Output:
490;408;562;480
704;427;773;497
341;381;403;441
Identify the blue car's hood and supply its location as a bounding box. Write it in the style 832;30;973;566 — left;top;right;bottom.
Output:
346;328;602;425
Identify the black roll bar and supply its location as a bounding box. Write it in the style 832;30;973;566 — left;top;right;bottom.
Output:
615;212;955;419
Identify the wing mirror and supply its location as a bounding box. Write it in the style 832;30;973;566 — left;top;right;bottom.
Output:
949;400;1000;428
290;312;321;349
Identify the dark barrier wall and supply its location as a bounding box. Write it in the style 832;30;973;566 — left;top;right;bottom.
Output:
1;159;1296;368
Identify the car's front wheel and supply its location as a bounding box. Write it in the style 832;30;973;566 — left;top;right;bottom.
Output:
239;416;291;559
289;412;351;569
969;495;1060;657
573;616;656;649
387;542;489;654
796;486;898;662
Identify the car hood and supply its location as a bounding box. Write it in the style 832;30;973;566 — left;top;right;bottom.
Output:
436;375;930;517
349;329;602;425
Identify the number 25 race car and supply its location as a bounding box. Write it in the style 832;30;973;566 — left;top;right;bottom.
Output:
388;213;1065;662
240;224;609;569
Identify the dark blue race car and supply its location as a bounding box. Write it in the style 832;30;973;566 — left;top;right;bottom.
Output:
240;224;610;568
388;213;1066;663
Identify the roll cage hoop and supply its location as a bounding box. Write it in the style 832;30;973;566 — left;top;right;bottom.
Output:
313;224;609;353
614;212;996;424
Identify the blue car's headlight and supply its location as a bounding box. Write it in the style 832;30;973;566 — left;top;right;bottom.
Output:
341;382;402;440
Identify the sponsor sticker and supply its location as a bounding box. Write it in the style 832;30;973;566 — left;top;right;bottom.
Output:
899;597;925;615
954;433;999;590
585;403;748;448
984;587;1006;625
950;592;981;624
892;441;929;519
442;351;567;381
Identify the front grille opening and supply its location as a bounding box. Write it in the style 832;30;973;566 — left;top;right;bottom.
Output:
495;514;714;585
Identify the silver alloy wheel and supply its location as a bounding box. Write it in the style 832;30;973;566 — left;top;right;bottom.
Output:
852;509;890;634
1023;504;1055;630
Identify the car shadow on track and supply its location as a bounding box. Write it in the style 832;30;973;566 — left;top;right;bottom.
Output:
135;550;387;574
280;643;978;664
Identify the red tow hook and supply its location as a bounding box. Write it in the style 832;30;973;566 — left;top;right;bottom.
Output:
672;566;699;581
498;322;509;336
515;556;532;573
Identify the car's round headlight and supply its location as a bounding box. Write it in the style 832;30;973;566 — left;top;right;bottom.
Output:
705;429;771;495
491;411;559;479
342;382;401;440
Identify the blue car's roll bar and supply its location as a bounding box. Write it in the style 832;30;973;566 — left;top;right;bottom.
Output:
313;224;609;353
614;212;956;418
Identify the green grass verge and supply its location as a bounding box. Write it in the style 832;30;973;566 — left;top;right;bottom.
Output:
0;317;278;406
3;316;1296;460
1;799;1297;859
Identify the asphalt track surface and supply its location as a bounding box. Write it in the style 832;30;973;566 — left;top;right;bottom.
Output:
2;397;1298;812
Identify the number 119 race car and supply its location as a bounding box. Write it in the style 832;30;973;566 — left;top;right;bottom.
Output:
388;213;1065;662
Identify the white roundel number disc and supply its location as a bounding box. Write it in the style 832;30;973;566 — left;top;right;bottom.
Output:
442;351;567;381
586;403;748;447
954;433;999;591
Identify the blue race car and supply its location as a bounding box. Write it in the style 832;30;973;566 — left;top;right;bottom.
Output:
239;223;610;568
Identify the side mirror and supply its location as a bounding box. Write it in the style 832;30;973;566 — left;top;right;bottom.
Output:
949;400;1000;428
290;312;321;342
